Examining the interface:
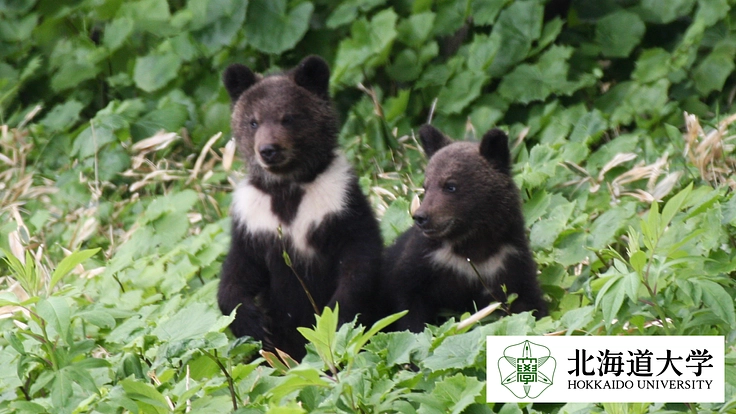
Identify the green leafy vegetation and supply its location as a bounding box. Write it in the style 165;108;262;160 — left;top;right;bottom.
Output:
1;0;736;412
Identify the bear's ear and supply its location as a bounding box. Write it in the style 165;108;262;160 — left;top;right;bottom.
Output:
223;64;258;102
419;124;452;158
293;55;330;100
479;128;511;175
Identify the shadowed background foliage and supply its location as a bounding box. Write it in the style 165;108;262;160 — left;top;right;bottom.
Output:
1;0;736;413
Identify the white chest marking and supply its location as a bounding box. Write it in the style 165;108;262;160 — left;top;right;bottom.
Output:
231;155;352;257
428;243;517;283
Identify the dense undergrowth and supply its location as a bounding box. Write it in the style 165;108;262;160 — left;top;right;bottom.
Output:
1;0;736;412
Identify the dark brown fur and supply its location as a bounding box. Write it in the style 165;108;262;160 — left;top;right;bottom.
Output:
381;125;547;332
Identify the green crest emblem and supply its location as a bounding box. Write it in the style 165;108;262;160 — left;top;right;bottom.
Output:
498;340;556;398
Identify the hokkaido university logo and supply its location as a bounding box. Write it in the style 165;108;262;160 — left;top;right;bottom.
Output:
498;340;556;399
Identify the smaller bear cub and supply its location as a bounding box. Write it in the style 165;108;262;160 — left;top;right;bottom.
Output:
382;125;547;332
218;56;382;359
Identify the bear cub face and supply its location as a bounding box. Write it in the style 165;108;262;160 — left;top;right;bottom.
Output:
414;125;520;248
223;56;338;183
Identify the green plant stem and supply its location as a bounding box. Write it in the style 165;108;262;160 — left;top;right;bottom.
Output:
467;259;510;315
642;231;672;335
278;226;319;315
202;349;238;411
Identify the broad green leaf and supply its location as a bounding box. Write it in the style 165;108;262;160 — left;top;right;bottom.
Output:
72;125;116;159
596;10;645;58
694;0;729;27
586;134;639;172
349;310;407;352
532;17;565;55
0;292;21;307
384;331;421;366
0;13;37;42
432;0;467;36
298;305;339;366
103;17;134;51
118;0;172;35
245;0;314;54
50;369;74;409
75;309;116;329
143;190;199;222
386;49;422;82
121;378;169;414
488;1;543;76
437;71;488;115
396;11;435;48
569;109;607;145
380;197;413;245
588;204;635;250
428;374;484;414
661;183;693;227
384;89;411;122
267;368;328;401
66;365;99;395
151;302;222;342
642;200;661;250
36;297;72;345
131;103;189;139
190;0;247;53
632;48;672;83
51;57;100;92
134;52;182;93
466;34;500;72
367;8;398;54
623;271;641;302
630;251;647;276
498;46;594;104
693;41;736;95
694;279;736;328
6;332;25;355
326;0;386;29
636;0;695;24
523;189;550;227
268;403;308;414
530;199;575;250
598;276;626;327
472;0;508;26
723;193;736;226
423;329;483;371
40;100;84;132
560;306;594;334
49;248;100;293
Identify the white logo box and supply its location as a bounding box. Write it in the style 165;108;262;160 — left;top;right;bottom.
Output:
486;336;724;403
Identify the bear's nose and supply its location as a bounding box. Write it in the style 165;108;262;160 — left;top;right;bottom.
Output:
413;212;429;228
258;144;283;164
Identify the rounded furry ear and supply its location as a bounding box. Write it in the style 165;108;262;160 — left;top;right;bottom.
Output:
419;124;452;158
223;64;258;102
479;128;511;175
293;55;330;100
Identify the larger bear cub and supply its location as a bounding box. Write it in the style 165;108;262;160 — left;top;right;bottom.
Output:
218;56;382;359
383;125;547;332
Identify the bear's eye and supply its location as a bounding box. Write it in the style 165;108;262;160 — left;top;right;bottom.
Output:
249;120;258;129
443;182;457;193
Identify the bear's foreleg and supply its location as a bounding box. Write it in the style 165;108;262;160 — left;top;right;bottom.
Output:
326;242;381;326
218;233;272;343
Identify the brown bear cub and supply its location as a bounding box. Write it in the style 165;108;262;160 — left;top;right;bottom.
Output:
218;56;382;359
382;125;547;332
